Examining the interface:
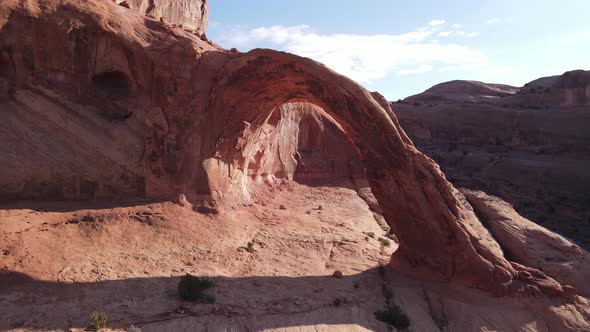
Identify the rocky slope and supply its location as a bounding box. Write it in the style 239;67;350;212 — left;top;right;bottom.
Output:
463;189;590;297
394;72;590;250
0;0;589;331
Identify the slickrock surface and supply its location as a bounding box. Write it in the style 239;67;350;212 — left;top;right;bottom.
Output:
463;190;590;297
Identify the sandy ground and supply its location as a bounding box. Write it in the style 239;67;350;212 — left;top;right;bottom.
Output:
0;181;396;331
1;181;588;331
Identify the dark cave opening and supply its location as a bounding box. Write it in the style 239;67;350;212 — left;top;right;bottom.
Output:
91;70;132;98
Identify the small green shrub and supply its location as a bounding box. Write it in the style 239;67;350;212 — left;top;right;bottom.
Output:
375;304;410;330
89;311;107;332
246;242;255;253
178;274;214;302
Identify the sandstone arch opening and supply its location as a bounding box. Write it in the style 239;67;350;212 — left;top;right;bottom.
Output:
239;102;365;187
289;103;365;187
215;100;384;225
195;49;526;295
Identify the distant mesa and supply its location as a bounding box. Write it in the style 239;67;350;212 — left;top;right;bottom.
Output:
398;70;590;108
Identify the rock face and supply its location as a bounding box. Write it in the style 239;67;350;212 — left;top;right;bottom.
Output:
0;0;216;200
0;0;574;297
291;103;364;184
394;74;590;250
117;0;209;33
463;189;590;297
228;102;364;189
521;70;590;108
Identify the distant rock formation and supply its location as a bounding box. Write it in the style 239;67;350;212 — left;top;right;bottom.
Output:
393;71;590;250
402;70;590;108
403;80;519;104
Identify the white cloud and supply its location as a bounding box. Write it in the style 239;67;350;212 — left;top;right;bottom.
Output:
480;66;514;76
397;64;433;75
428;19;446;27
438;30;479;38
485;18;501;24
222;22;487;84
439;63;488;72
455;31;480;37
451;24;463;29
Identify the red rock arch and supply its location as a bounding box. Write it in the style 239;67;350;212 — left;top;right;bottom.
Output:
0;0;565;296
203;49;518;294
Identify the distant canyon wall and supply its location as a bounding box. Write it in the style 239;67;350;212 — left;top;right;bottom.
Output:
393;72;590;249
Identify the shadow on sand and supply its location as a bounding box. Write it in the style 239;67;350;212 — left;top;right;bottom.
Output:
0;268;395;331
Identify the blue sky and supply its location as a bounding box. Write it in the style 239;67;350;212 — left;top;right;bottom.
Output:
207;1;590;100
